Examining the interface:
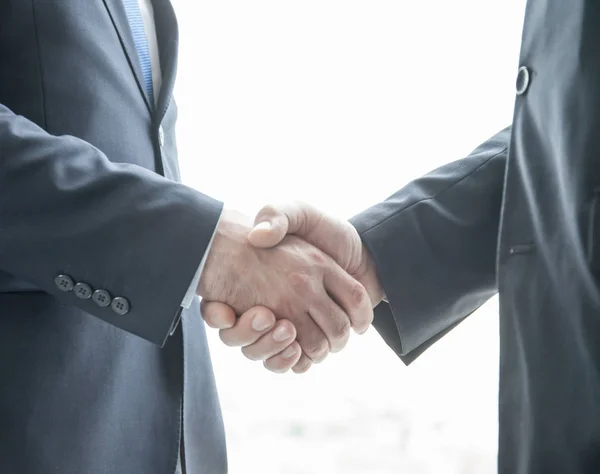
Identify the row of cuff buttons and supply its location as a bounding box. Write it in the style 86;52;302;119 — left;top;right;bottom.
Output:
54;274;130;316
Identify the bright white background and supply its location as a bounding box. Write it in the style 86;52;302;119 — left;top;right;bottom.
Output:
173;1;526;472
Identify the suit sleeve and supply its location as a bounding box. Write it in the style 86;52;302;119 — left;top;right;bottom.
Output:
349;127;510;364
0;104;223;346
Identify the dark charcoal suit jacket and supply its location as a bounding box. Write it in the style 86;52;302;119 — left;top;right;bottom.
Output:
351;1;600;472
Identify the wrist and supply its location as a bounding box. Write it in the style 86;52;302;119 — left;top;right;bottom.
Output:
197;208;255;301
360;244;385;307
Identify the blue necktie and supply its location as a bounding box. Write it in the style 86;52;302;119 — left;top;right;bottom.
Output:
122;0;154;104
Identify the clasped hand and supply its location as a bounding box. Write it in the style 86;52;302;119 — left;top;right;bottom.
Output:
197;203;384;374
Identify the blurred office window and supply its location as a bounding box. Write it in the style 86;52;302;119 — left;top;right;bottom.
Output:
173;1;526;472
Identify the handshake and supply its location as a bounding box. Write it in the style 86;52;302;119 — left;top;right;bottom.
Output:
196;202;385;374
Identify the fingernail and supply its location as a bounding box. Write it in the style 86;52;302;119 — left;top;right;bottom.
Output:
273;325;291;342
253;221;271;231
252;312;273;331
281;345;297;359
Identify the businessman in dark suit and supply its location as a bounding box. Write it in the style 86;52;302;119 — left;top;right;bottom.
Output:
203;1;600;473
0;1;375;473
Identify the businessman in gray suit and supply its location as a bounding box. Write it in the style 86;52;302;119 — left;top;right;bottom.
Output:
204;9;600;467
0;1;374;473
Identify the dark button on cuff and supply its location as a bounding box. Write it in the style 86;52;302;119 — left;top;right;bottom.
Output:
516;66;530;95
55;274;74;292
92;289;111;308
74;282;93;299
111;296;130;316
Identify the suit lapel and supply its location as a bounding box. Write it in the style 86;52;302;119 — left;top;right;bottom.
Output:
102;0;154;113
152;0;179;122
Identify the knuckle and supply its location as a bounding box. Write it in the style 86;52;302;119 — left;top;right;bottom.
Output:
352;312;372;333
304;338;330;362
329;316;351;347
297;203;321;235
349;281;368;309
289;272;313;295
308;248;327;266
258;204;279;220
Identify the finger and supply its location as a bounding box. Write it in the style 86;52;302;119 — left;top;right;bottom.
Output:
290;309;331;364
201;300;237;329
263;341;302;374
219;306;276;347
248;218;287;248
307;290;351;354
323;267;373;335
292;352;313;374
248;202;323;248
241;319;297;361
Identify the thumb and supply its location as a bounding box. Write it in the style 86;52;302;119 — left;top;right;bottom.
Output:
200;300;237;329
248;205;291;248
248;202;324;249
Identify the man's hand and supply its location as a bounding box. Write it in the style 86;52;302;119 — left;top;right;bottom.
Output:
202;301;302;373
197;208;373;365
201;203;385;374
249;202;384;305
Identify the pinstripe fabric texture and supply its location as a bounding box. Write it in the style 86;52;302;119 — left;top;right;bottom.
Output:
122;0;154;104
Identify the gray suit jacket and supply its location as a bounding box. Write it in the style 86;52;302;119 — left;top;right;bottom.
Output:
0;1;226;473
